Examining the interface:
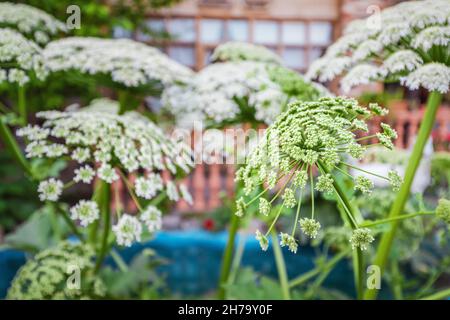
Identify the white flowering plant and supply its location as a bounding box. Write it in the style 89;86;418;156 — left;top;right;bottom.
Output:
0;2;66;45
304;0;450;300
306;0;449;94
17;98;193;249
43;37;194;113
163;61;330;128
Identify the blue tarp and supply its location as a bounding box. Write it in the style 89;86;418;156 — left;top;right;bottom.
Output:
0;230;355;298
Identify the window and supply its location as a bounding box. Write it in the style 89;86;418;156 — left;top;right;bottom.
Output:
227;20;249;42
201;19;226;44
254;20;278;45
113;26;132;39
170;19;196;42
310;22;332;46
282;48;306;69
203;48;213;66
169;46;195;67
282;22;306;45
136;19;166;41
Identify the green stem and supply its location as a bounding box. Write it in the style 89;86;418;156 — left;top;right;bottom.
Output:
217;212;240;299
364;91;442;300
420;288;450;300
0;118;34;178
361;211;434;228
94;180;111;273
54;203;83;240
110;249;128;272
318;161;364;299
118;90;128;115
271;231;291;300
17;86;26;125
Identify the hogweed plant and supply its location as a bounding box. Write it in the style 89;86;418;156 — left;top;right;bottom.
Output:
163;50;329;128
235;97;400;250
43;37;194;113
306;0;449;299
7;241;105;300
17;99;193;270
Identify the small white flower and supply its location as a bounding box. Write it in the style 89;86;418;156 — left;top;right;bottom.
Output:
70;200;99;227
113;214;142;247
134;174;163;200
25;140;47;158
71;147;90;163
74;165;95;184
38;178;63;202
97;164;119;184
140;205;162;232
45;143;68;158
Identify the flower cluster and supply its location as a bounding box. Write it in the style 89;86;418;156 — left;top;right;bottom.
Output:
235;97;402;252
43;37;194;89
0;28;48;85
0;2;66;45
7;242;105;300
17;98;193;246
210;41;283;65
163;61;329;127
306;0;450;94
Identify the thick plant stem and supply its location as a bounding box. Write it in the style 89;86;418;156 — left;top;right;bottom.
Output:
271;231;291;300
364;91;442;300
118;90;128;115
319;161;364;299
0;118;33;178
217;213;240;299
421;288;450;300
17;86;26;125
94;180;111;273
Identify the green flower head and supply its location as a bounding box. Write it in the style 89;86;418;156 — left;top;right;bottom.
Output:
235;97;397;253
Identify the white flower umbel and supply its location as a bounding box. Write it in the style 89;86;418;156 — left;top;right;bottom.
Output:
235;97;402;252
140;206;162;233
0;2;66;44
43;37;194;89
163;61;329;127
20;98;193;247
38;178;63;202
112;214;142;247
400;63;450;94
70;200;99;227
0;28;48;85
211;42;283;65
307;0;450;93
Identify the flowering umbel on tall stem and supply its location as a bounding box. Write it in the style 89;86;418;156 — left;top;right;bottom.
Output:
17;99;193;247
235;97;401;252
306;0;449;94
